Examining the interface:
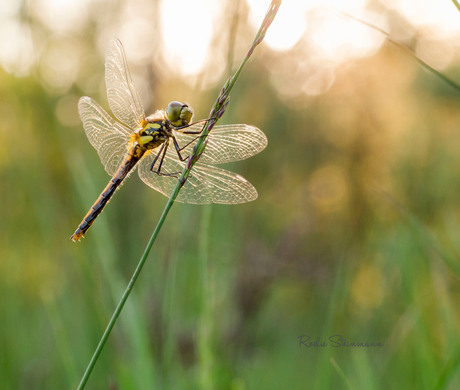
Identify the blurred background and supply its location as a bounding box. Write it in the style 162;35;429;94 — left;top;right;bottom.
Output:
2;0;460;388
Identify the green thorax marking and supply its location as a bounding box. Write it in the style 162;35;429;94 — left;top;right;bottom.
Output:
139;119;171;149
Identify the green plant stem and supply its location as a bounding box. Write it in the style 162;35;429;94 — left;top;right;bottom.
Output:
452;0;460;13
198;205;213;390
78;1;281;388
77;189;178;390
330;358;354;390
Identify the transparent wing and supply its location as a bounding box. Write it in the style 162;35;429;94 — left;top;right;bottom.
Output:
105;38;145;129
78;96;132;176
137;147;258;204
173;124;267;165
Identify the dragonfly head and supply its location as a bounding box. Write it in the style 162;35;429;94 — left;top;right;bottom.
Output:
166;101;193;127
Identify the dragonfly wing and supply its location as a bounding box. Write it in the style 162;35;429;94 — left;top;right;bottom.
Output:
78;96;132;176
187;163;258;204
105;38;145;129
137;148;258;204
137;145;187;199
173;124;267;165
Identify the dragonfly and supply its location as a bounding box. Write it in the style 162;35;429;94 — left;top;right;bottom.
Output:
71;38;267;242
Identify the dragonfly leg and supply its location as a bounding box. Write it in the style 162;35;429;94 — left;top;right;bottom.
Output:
174;117;216;133
171;116;217;161
171;135;203;162
150;140;181;178
149;141;166;170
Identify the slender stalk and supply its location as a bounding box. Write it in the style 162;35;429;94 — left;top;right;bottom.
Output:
339;11;460;94
77;1;281;388
77;193;177;390
329;358;354;390
452;0;460;13
198;205;213;390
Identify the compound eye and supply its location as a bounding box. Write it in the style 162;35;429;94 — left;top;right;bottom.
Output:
179;105;193;126
166;101;182;124
166;101;194;127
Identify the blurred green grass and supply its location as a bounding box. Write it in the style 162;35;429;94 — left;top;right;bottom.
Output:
2;10;460;390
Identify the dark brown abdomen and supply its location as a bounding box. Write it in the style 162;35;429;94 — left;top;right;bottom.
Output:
71;147;143;242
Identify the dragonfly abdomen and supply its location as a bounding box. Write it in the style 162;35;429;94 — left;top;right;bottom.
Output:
71;146;144;242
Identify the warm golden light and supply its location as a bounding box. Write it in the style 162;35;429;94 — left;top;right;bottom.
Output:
160;0;218;76
247;0;384;60
247;0;308;51
386;0;460;38
0;0;459;93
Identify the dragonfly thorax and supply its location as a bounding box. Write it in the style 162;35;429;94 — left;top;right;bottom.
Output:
138;120;170;150
138;101;193;150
